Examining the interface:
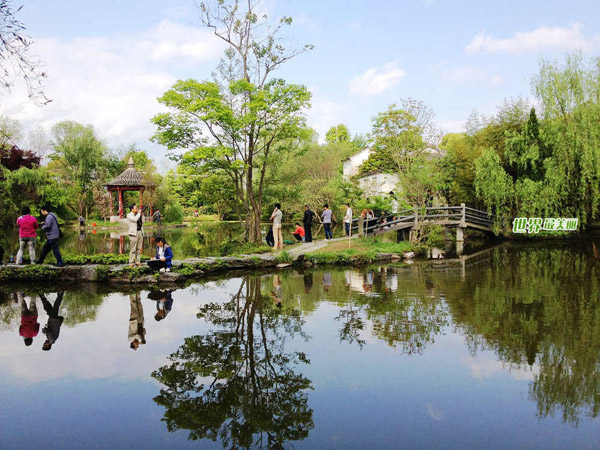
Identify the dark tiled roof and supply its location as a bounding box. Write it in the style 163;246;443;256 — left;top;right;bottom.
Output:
105;157;145;187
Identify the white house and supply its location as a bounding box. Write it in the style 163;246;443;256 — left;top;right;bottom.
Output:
342;148;371;177
342;148;400;197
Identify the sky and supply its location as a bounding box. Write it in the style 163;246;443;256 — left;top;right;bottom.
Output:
1;0;599;169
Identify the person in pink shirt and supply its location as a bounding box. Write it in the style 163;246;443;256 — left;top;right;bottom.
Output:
16;206;38;264
18;292;39;347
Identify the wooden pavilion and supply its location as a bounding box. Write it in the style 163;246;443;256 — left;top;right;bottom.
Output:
105;157;152;220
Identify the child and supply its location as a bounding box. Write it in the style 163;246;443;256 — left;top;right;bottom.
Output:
147;237;173;272
292;223;305;242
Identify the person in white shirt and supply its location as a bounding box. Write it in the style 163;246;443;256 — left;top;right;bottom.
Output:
127;204;145;267
270;203;283;250
343;203;352;237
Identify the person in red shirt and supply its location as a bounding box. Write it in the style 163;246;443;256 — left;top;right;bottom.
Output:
293;223;305;242
16;206;38;264
18;292;39;347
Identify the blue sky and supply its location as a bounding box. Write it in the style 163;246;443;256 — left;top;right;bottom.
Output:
2;0;599;166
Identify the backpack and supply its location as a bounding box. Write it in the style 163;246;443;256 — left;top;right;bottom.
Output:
49;213;64;238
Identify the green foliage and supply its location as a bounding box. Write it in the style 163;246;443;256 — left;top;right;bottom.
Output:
360;101;429;175
49;121;110;216
95;265;110;281
218;239;272;256
474;148;514;221
325;124;350;144
305;250;376;265
174;264;195;276
60;253;150;265
275;251;293;263
164;201;184;223
0;265;59;281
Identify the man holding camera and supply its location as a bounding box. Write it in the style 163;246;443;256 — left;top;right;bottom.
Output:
127;204;145;267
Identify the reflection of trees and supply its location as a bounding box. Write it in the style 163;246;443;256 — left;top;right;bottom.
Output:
446;245;600;425
0;286;106;330
335;268;449;354
152;277;314;448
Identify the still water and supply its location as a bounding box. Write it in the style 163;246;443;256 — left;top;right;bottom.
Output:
0;222;345;259
0;242;599;449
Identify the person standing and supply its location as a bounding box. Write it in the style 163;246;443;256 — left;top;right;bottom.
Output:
127;204;144;267
321;204;334;240
270;203;283;250
343;203;353;237
303;205;315;243
37;206;64;266
16;207;38;265
152;209;162;225
41;292;64;351
78;215;85;227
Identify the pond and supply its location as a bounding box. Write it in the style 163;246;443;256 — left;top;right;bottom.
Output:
0;241;599;449
0;221;348;260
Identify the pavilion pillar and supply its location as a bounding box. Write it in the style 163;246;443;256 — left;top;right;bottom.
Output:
139;188;144;211
118;188;124;219
109;189;113;216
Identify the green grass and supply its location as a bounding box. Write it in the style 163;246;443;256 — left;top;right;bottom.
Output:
218;239;272;256
313;237;415;255
305;249;377;265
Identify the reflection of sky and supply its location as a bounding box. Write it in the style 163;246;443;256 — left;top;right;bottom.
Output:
0;272;599;449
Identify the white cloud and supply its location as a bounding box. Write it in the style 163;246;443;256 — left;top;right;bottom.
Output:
489;75;505;85
305;91;348;143
435;62;505;86
439;119;465;134
0;20;223;165
463;356;539;381
466;23;600;55
349;62;406;97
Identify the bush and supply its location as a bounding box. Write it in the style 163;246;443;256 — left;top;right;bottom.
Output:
62;253;150;265
218;239;272;256
164;201;185;223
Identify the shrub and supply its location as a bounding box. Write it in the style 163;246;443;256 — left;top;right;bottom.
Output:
164;201;185;223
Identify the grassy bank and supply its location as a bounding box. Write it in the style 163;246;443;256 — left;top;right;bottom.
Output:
303;238;417;265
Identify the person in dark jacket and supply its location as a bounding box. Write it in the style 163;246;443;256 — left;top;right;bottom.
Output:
148;289;173;322
147;237;173;272
37;206;64;266
303;205;315;243
41;292;64;351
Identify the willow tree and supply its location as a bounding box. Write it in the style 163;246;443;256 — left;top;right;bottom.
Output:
152;0;312;242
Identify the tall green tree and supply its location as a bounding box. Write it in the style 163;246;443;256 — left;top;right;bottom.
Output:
152;0;313;242
49;121;108;217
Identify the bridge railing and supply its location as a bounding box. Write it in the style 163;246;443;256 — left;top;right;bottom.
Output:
350;204;494;236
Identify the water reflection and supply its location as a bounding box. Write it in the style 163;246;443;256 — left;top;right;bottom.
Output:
129;293;146;350
40;292;64;351
152;277;314;448
18;292;39;347
148;289;174;322
0;242;599;447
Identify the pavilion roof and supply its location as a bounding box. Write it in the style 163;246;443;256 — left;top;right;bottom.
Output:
105;157;147;187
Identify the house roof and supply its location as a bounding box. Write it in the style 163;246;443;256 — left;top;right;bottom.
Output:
105;157;147;187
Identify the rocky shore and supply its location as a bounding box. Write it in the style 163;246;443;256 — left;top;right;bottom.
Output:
0;251;413;285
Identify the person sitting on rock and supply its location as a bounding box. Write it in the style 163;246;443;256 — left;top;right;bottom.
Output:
147;237;173;272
